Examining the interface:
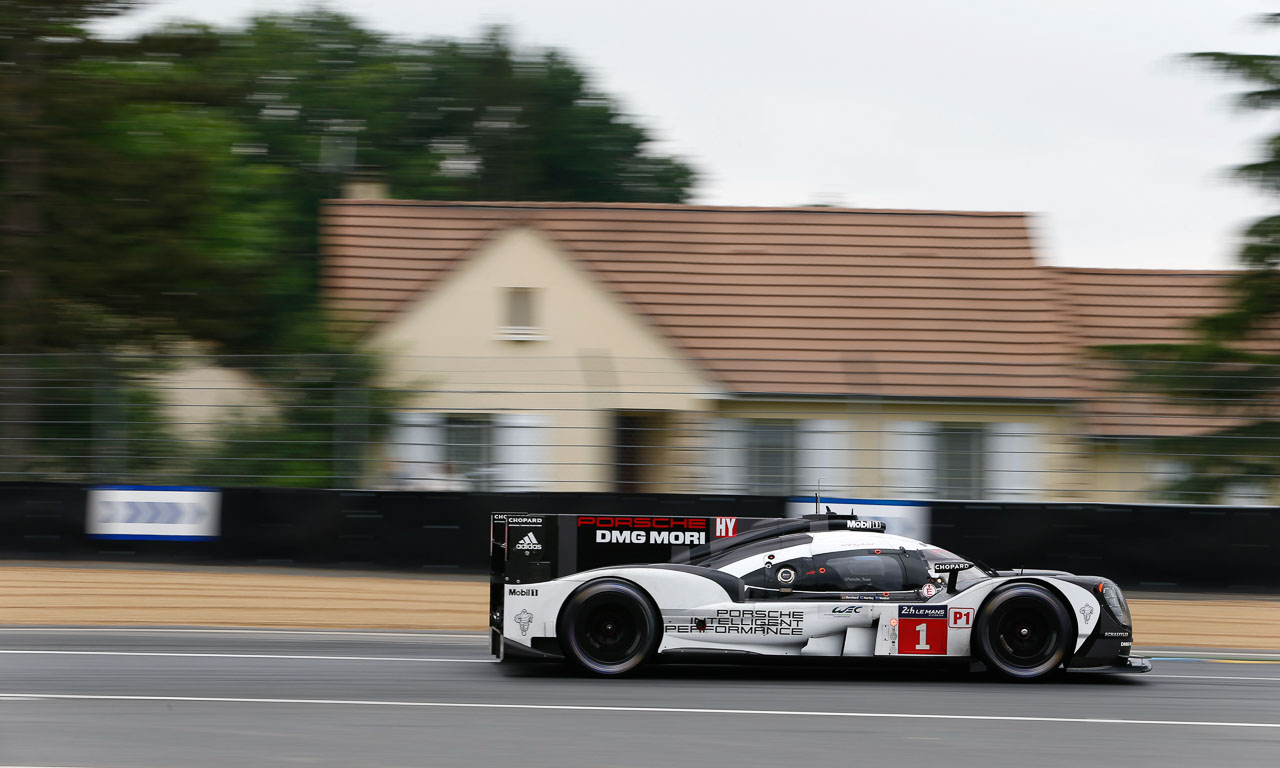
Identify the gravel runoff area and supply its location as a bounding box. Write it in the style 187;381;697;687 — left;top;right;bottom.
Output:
1;562;1277;649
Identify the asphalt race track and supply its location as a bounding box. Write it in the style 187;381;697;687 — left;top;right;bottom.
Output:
1;629;1278;767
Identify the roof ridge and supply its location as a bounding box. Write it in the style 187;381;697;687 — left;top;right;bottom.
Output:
1053;266;1242;275
328;199;1030;218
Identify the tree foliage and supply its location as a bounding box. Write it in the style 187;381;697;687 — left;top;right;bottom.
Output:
179;13;695;295
1;3;695;484
2;5;696;357
1099;14;1280;500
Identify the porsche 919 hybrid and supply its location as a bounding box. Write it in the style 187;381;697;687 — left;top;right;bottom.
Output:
490;512;1149;680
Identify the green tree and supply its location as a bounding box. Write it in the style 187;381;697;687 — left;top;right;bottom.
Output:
1;5;696;485
0;2;316;476
1098;13;1280;500
188;353;400;488
374;28;698;203
181;13;697;292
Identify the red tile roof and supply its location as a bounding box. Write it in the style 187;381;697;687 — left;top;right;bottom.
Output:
322;201;1077;401
321;201;1273;436
1055;268;1242;436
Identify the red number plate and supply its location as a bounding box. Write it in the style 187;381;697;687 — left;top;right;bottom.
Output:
897;605;948;655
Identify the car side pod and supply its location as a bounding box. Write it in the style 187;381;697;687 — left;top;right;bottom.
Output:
1115;655;1153;673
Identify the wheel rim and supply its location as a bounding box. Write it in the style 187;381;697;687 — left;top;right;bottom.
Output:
574;597;644;665
990;597;1060;669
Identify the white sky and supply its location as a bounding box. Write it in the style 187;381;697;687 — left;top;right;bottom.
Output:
96;0;1280;269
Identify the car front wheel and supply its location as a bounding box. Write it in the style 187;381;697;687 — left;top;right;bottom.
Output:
558;579;660;676
974;583;1071;680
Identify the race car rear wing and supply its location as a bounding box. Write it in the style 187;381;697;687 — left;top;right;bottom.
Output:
488;511;886;655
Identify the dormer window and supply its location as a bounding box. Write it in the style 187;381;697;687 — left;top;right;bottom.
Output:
498;286;545;341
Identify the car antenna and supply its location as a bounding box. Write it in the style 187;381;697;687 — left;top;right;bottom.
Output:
814;478;823;516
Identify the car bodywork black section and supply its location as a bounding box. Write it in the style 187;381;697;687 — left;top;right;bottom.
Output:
995;569;1073;577
502;637;564;661
679;514;884;565
1051;574;1134;668
688;533;814;570
1068;602;1133;668
605;563;747;602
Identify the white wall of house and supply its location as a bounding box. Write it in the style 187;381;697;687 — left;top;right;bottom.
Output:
357;226;1181;502
707;400;1074;501
368;226;718;491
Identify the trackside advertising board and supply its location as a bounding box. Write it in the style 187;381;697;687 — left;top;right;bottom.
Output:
87;486;220;541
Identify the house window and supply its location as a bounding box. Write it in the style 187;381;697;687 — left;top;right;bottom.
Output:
498;287;543;340
445;415;494;491
934;424;985;500
747;420;796;495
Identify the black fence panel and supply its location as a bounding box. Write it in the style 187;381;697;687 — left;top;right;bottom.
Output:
0;483;86;554
930;501;1280;592
6;483;1274;591
0;484;786;573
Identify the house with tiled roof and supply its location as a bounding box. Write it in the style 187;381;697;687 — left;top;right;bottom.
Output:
321;197;1262;503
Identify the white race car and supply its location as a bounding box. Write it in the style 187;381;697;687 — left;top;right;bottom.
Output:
490;512;1151;680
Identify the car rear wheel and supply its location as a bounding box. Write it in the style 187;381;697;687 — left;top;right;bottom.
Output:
559;579;660;676
974;583;1071;680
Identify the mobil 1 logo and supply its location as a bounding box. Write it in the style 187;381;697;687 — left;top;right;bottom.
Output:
896;605;948;655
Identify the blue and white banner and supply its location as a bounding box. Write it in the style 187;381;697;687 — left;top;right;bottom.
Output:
786;497;930;543
87;486;220;541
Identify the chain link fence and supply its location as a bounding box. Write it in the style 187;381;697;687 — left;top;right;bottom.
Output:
0;352;1274;503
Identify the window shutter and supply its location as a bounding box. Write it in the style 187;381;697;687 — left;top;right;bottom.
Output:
885;421;934;499
389;412;443;486
986;423;1040;501
493;413;547;492
797;419;850;497
706;417;747;494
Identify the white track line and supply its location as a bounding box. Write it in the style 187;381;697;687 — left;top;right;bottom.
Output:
4;650;1277;680
0;650;494;663
0;628;484;640
1150;673;1280;683
0;693;1275;729
1140;649;1280;660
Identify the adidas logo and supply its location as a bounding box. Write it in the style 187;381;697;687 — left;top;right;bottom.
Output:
514;532;542;551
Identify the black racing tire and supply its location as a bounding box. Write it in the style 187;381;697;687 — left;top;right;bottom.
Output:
974;583;1072;681
558;579;661;676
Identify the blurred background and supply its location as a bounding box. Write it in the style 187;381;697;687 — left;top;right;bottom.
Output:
4;1;1280;505
5;9;1280;767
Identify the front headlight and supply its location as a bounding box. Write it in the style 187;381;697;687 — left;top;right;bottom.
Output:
1099;580;1131;627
